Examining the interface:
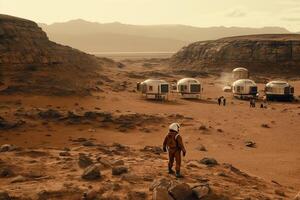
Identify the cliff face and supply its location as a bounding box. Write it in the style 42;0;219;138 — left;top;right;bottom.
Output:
0;14;107;95
170;34;300;76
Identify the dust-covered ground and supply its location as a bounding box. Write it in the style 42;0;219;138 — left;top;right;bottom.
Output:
0;58;300;199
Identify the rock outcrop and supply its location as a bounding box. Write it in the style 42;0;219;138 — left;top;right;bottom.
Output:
170;34;300;76
0;14;114;95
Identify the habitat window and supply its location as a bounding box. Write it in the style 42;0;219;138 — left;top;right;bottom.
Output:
161;84;169;93
149;86;153;91
190;84;201;93
284;86;290;94
180;85;185;92
250;86;257;94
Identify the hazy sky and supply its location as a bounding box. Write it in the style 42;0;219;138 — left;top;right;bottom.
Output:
1;0;300;31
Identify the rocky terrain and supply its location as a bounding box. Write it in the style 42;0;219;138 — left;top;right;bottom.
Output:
0;57;300;199
0;143;298;200
0;14;120;95
170;34;300;77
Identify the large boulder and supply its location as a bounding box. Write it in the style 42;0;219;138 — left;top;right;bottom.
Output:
112;166;128;176
150;178;194;200
168;183;193;200
81;165;101;180
78;153;93;168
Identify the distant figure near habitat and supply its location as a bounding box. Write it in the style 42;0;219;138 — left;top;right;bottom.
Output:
218;97;221;106
250;98;256;108
223;98;226;106
163;123;186;178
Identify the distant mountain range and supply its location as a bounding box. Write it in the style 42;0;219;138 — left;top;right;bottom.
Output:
39;19;292;53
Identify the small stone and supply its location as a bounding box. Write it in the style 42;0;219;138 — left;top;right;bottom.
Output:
0;144;16;152
142;146;163;154
196;144;207;151
112;166;128;176
78;154;93;168
112;160;124;166
63;147;70;151
59;151;71;156
0;167;13;178
261;124;270;128
97;157;112;168
199;125;208;131
275;189;285;197
199;157;218;166
81;165;101;180
11;175;27;183
245;141;256;148
82;141;95;147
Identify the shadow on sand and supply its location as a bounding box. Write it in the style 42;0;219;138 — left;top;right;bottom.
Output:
183;98;217;105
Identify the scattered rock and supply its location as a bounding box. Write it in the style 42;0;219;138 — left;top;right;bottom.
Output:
261;124;270;128
82;141;95;147
11;175;27;183
275;189;285;197
97;157;112;168
121;173;142;183
141;146;164;154
73;138;88;143
112;160;124;166
112;166;128;176
81;165;101;180
196;144;207;151
0;144;17;152
0;117;24;130
63;147;71;151
217;129;223;133
168;183;193;200
26;171;44;178
245;141;256;148
199;157;218;166
38;109;62;119
78;154;93;168
0;167;14;178
59;151;71;157
199;125;208;131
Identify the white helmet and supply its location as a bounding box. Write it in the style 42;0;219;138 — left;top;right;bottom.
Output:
169;123;180;132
